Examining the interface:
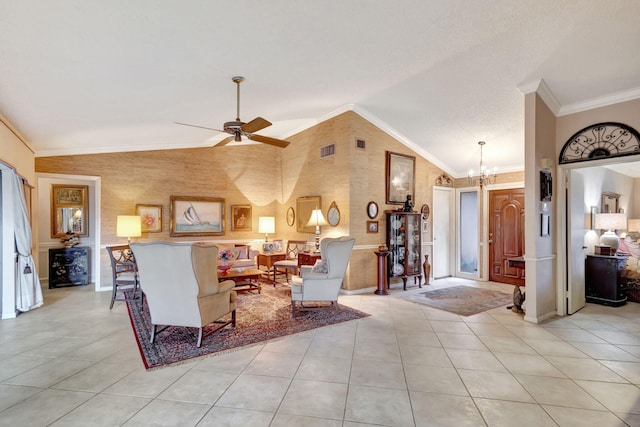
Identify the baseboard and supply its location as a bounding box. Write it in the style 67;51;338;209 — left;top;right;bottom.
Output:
340;286;376;295
524;310;557;324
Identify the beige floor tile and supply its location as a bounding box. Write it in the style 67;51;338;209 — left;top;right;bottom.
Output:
353;340;401;363
0;389;93;427
600;360;640;384
3;358;95;388
542;405;629;427
262;333;314;354
243;350;303;378
306;335;354;359
157;369;238;404
396;330;441;347
575;380;640;414
295;355;351;383
215;374;290;412
546;356;628;383
458;369;534;402
278;379;348;420
271;413;342;426
0;354;52;382
192;344;262;373
196;407;273;427
344;385;413;426
49;394;150;427
404;364;468;395
591;330;640;346
478;335;538;354
122;398;209;427
350;359;406;389
475;398;557;427
410;390;485;426
0;384;42;412
544;327;607;343
515;374;606;410
494;352;565;377
445;348;507;372
430;320;474;334
52;360;138;393
522;338;589;357
102;363;191;398
399;344;453;367
466;322;516;337
505;325;562;341
436;332;487;350
570;342;640;362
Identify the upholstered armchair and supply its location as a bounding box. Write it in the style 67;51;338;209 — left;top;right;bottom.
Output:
289;236;355;316
106;245;140;309
273;240;307;283
130;242;237;347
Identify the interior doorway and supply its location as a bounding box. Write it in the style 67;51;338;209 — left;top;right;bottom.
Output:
432;186;454;279
488;188;525;286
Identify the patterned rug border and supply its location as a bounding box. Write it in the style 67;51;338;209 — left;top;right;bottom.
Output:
395;285;513;316
125;286;370;370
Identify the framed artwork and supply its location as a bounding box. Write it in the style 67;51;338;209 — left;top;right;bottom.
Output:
51;184;88;237
540;171;552;201
367;220;379;233
136;204;162;232
273;239;283;252
367;201;378;219
170;196;224;236
297;196;321;233
231;205;252;231
541;213;551;237
601;192;620;214
386;151;415;204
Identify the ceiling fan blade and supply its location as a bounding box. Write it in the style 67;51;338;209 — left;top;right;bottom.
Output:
241;117;271;133
214;136;235;147
174;122;226;133
248;134;290;148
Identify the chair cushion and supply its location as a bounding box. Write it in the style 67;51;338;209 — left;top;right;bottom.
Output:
274;259;297;268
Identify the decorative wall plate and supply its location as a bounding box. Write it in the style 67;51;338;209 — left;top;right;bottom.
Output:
286;207;295;226
367;201;378;219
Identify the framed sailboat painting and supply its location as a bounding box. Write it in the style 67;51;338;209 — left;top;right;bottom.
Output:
170;196;225;236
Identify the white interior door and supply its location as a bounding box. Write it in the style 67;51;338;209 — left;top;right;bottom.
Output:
567;169;586;314
433;187;454;278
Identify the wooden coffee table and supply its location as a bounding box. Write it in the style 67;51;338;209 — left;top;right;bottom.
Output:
218;268;263;293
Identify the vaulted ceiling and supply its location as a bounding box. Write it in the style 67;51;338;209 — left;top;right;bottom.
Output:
2;1;640;177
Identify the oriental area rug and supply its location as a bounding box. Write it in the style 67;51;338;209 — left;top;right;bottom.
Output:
126;285;369;370
397;285;513;316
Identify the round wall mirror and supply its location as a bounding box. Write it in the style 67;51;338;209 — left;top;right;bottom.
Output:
327;201;340;226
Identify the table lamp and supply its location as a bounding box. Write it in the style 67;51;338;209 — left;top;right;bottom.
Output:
594;213;626;251
306;209;328;253
116;215;142;244
258;216;275;252
628;219;640;234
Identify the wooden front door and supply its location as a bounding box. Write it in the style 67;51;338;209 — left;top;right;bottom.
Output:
488;189;525;286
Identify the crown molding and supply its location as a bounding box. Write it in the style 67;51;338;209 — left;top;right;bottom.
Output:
558;86;640;116
518;78;560;115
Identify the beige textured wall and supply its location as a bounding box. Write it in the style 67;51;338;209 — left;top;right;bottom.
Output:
36;111;448;291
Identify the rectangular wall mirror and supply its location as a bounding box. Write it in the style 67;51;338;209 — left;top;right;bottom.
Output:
51;185;89;237
601;192;620;214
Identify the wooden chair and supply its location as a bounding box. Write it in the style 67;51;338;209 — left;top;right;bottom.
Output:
273;240;308;284
106;245;140;309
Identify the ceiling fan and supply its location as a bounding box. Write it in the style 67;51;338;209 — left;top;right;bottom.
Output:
175;76;290;148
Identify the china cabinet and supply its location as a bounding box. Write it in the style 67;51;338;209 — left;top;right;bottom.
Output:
385;211;422;290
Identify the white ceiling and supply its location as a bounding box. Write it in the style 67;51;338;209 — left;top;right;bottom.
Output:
2;1;640;178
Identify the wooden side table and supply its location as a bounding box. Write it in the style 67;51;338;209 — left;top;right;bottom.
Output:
298;252;321;270
257;252;286;284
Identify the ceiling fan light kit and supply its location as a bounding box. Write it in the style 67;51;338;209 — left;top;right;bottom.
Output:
176;76;290;148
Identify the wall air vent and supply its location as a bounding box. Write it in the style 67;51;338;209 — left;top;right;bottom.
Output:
320;143;335;158
356;138;366;150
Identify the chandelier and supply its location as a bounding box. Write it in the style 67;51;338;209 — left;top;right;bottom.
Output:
468;141;497;188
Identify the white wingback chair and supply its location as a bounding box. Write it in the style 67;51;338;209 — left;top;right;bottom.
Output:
130;242;236;347
289;236;355;316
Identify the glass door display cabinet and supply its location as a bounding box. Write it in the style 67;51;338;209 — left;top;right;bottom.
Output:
385;211;422;290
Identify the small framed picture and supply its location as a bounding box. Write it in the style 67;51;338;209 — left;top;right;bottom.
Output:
136;204;162;233
273;239;283;252
367;220;379;233
231;205;252;231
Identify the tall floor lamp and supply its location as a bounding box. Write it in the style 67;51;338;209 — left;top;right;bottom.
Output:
306;209;328;253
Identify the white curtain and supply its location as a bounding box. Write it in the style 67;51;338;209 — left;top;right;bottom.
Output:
11;172;43;312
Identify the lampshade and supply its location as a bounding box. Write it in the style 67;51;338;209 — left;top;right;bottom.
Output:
306;209;328;227
628;219;640;233
258;216;275;234
116;215;141;241
594;213;626;231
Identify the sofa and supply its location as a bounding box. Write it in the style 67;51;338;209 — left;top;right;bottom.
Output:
214;243;258;269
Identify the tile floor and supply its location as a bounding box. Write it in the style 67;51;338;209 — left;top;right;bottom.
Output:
1;277;640;426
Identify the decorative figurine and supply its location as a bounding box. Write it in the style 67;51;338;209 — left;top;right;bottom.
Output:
402;195;415;212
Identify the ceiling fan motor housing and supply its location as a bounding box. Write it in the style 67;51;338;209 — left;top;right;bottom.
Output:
223;120;245;131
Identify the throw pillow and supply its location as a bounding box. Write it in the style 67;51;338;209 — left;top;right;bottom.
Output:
233;245;249;259
311;259;328;274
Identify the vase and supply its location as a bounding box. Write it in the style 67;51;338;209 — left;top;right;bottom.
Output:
219;260;231;275
423;254;431;285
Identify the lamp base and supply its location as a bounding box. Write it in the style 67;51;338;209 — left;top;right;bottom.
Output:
599;231;620;251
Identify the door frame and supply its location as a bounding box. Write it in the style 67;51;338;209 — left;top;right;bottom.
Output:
455;186;480;280
432;186;454;279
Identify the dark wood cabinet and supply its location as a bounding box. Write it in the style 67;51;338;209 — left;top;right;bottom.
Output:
49;247;90;288
585;254;627;306
298;252;322;269
386;211;422;290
